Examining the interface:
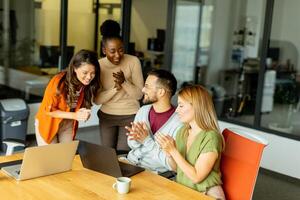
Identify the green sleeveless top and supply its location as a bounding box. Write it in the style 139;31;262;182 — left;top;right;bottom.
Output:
175;126;223;192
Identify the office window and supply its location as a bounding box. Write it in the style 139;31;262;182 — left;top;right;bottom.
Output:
171;0;201;88
97;0;122;55
201;0;267;125
197;4;214;67
188;0;300;139
68;0;95;53
129;0;168;78
0;0;60;103
261;0;300;137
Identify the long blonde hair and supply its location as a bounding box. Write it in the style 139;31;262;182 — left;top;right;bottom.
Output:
178;85;225;148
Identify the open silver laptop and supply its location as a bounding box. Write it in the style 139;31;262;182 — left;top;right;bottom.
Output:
1;140;79;181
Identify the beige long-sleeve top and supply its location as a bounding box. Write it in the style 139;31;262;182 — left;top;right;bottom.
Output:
95;54;144;115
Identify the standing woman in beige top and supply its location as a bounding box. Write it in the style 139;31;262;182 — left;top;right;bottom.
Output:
94;20;144;154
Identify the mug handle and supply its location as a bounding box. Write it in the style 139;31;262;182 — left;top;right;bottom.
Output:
112;183;117;190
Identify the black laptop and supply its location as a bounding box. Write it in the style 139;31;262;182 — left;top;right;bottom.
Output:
78;141;145;177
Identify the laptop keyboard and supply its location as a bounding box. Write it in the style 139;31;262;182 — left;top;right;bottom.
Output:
120;167;131;175
118;161;144;177
119;162;131;174
0;159;22;169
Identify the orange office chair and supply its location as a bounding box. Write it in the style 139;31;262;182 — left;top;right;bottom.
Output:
221;128;268;200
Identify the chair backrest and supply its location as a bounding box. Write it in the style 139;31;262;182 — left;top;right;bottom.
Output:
39;45;74;68
221;128;268;200
2;138;25;156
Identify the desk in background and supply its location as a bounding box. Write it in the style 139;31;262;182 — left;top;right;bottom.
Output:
25;77;50;100
0;154;213;200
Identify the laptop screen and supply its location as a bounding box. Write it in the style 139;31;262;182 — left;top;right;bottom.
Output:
1;141;79;181
78;141;144;177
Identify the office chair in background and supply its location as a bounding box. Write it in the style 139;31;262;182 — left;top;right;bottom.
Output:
221;128;268;200
2;138;25;156
39;45;74;68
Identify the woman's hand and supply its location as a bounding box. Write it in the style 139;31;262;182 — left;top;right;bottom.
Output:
114;80;122;90
155;132;177;155
75;108;91;121
113;70;125;89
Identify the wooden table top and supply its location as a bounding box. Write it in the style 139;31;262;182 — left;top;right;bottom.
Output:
0;154;214;200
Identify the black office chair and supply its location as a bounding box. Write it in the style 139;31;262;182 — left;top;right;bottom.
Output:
39;45;74;68
159;170;177;180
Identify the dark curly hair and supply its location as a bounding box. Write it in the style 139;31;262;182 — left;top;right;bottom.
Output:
100;20;122;47
57;49;101;109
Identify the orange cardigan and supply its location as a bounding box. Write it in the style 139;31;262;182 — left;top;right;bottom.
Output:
35;72;84;143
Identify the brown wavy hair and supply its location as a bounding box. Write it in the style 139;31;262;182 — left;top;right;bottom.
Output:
178;85;225;149
57;49;100;109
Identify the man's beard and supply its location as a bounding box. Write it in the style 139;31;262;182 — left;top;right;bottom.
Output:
142;94;158;105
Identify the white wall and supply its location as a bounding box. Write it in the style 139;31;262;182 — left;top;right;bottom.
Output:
219;121;300;179
131;0;168;52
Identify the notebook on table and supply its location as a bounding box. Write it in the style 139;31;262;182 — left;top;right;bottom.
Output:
1;141;79;181
78;140;145;177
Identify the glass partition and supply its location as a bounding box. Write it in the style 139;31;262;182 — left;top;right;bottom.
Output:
171;0;202;88
97;0;121;55
0;0;60;103
261;0;300;136
68;0;95;53
204;0;266;125
130;0;168;78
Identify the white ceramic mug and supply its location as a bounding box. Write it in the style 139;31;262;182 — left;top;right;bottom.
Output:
112;177;131;194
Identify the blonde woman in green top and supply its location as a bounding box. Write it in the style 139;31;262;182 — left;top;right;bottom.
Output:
156;85;226;200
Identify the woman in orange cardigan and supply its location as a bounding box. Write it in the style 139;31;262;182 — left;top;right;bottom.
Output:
35;49;101;145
